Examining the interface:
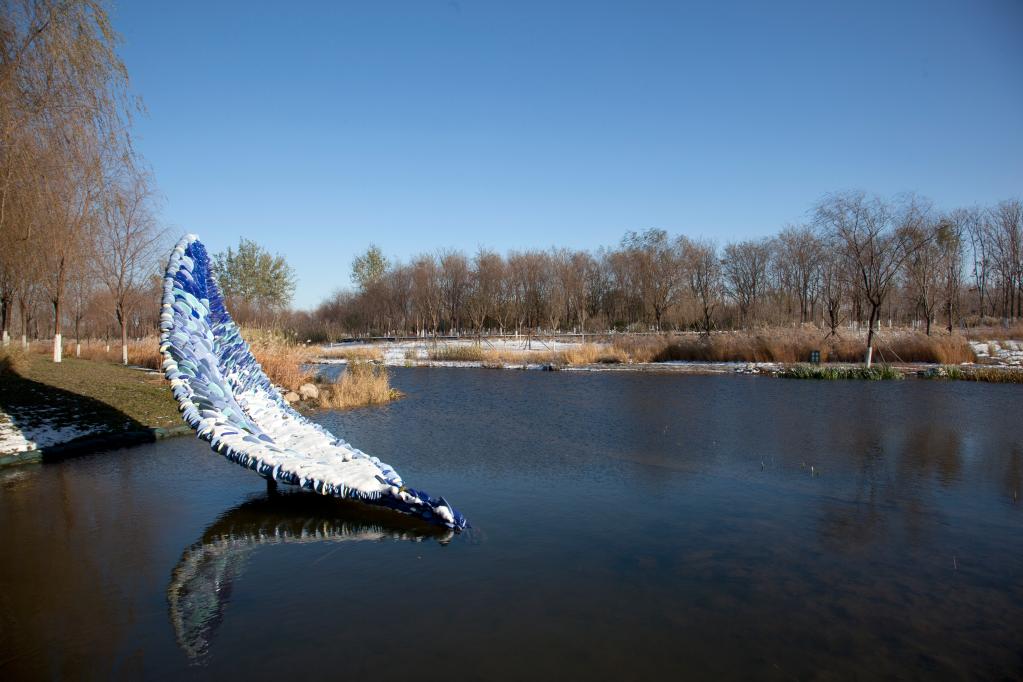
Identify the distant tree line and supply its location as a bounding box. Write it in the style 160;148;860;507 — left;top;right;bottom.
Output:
301;192;1022;362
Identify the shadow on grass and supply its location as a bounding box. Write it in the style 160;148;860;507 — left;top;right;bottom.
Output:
0;357;159;461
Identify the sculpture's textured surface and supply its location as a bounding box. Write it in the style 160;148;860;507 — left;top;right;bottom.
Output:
161;234;467;529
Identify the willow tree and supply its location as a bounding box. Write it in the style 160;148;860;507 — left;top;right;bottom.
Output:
1;0;139;362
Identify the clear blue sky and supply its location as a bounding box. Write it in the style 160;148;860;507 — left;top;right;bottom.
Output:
115;0;1023;309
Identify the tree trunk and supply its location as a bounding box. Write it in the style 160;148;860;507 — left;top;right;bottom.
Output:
120;315;129;365
1;296;10;346
52;297;62;363
865;304;879;367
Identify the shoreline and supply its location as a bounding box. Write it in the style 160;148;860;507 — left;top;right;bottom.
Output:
313;355;1023;379
0;425;193;468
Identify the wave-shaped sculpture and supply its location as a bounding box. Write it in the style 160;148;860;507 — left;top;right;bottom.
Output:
160;234;467;529
168;493;453;659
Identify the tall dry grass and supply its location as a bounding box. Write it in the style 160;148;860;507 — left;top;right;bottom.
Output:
612;330;977;364
246;332;316;390
562;343;629;364
427;345;488;362
317;362;400;409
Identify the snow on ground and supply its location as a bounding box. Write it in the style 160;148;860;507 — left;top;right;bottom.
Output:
970;340;1023;367
321;338;586;366
0;413;32;453
0;408;107;456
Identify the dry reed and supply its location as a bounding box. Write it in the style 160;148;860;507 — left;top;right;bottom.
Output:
561;343;629;364
428;345;488;362
246;333;315;390
612;330;977;365
317;362;400;409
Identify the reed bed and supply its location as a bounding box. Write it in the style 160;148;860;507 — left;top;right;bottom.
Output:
562;343;629;365
427;345;488;362
427;343;621;365
613;331;976;365
317;362;401;409
246;333;316;391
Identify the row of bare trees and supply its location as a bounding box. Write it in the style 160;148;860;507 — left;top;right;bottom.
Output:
309;192;1022;361
0;0;164;363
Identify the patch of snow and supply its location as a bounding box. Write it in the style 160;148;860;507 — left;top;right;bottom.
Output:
972;339;1023;366
0;409;107;455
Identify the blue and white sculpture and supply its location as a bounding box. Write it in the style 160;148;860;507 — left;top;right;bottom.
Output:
161;234;467;530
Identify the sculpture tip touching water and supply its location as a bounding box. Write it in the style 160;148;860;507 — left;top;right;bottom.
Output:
160;234;468;530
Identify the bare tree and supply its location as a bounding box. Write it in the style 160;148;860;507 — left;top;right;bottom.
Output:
937;213;966;333
411;255;441;336
818;241;847;338
988;199;1022;320
681;237;721;335
817;192;929;365
97;169;163;364
620;229;685;330
1;0;141;362
776;225;823;324
439;250;469;334
903;220;941;335
722;238;773;328
465;248;502;338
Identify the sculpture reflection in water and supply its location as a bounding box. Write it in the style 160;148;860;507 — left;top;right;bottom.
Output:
167;492;454;660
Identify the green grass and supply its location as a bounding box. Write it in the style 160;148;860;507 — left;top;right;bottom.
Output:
1;350;181;431
779;364;903;380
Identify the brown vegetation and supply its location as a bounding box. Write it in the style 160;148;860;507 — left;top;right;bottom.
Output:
317;362;400;410
245;332;315;390
612;331;976;365
427;345;488;362
962;322;1023;341
562;343;629;364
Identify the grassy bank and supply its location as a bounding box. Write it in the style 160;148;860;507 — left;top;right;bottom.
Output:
2;348;180;429
26;332;401;411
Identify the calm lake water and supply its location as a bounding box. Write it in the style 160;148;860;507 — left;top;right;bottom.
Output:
1;369;1021;679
